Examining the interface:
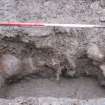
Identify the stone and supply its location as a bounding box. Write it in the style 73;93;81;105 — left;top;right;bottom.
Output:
100;0;105;8
87;44;104;62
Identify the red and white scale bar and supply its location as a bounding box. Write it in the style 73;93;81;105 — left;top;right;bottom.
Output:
0;22;104;28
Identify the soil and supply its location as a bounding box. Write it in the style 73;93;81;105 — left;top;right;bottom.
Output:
5;77;105;99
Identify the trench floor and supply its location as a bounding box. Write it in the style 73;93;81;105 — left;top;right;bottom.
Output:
1;77;105;99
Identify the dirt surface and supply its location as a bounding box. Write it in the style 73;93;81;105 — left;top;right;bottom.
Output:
4;77;105;99
0;0;104;36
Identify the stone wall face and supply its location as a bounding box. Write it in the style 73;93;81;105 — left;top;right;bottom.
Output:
0;0;104;84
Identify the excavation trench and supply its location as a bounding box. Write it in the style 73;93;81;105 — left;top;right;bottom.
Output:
0;0;105;104
0;37;104;100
